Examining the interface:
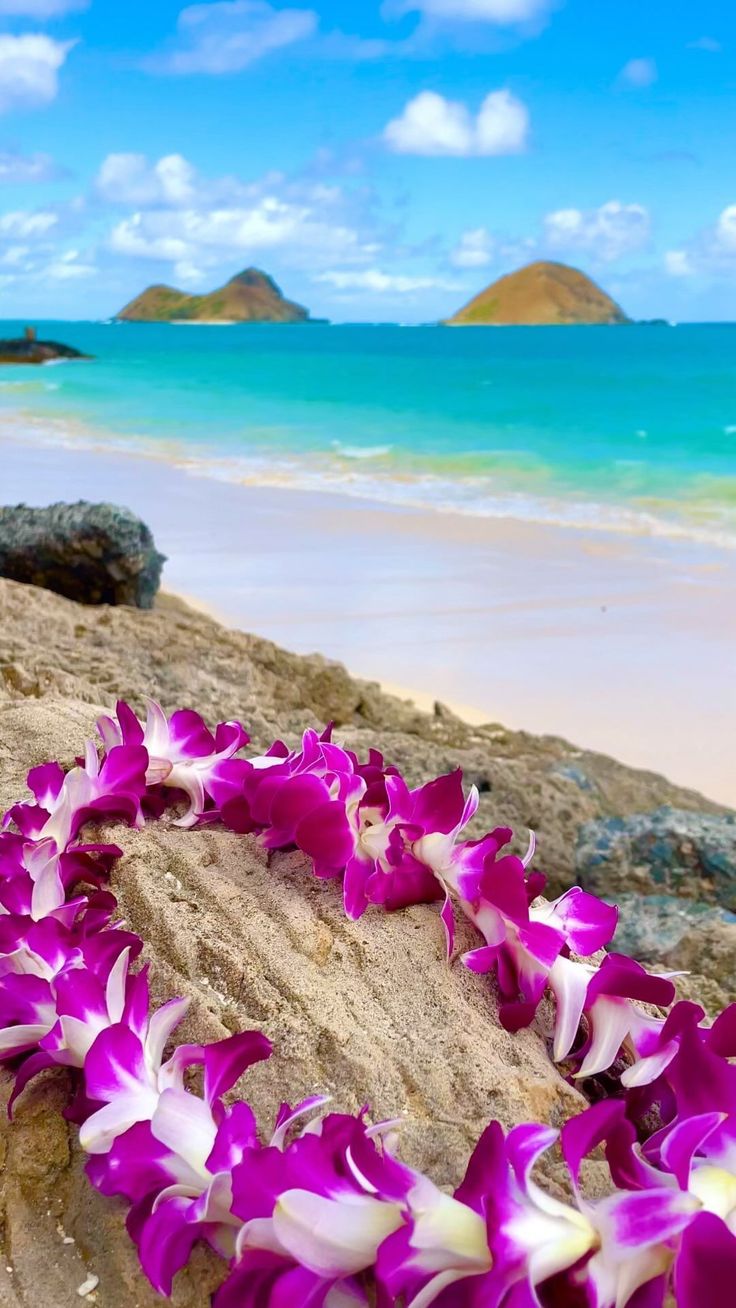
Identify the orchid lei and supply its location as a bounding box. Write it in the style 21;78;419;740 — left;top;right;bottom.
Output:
1;698;735;1305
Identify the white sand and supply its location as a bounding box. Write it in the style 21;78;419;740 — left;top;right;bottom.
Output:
2;433;734;805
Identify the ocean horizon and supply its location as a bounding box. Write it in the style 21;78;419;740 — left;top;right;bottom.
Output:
1;318;735;550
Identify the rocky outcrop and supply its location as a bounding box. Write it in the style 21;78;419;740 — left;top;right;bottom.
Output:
447;260;629;326
608;892;736;996
0;327;90;364
577;810;736;1010
576;808;736;909
116;268;310;323
0;502;165;608
0;578;726;894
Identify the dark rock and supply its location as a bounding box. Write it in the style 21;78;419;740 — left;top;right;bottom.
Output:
576;807;736;910
0;328;91;364
0;502;165;608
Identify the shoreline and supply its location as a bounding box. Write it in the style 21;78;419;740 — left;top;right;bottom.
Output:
171;586;500;728
2;431;735;806
0;403;733;554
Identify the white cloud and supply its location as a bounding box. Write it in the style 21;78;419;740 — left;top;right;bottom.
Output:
0;36;74;114
395;0;553;23
476;90;529;153
96;153;197;206
108;199;376;274
0;245;32;267
94;150;385;280
383;88;529;156
0;0;87;13
619;57;658;88
148;0;317;75
660;206;736;278
316;268;463;294
664;250;695;277
0;149;58;183
45;248;96;279
0;209;58;237
715;205;736;252
450;226;494;267
543;200;650;262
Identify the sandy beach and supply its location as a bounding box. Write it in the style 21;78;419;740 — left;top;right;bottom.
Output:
2;431;734;805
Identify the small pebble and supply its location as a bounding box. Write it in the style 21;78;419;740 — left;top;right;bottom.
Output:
77;1275;99;1297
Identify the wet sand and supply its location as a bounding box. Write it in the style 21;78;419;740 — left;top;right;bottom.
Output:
2;433;734;805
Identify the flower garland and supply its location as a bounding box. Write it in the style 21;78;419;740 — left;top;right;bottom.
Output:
1;698;734;1305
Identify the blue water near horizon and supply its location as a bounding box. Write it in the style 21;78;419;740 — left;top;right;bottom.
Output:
0;319;735;547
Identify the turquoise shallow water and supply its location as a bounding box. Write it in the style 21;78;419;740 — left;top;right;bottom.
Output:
1;320;735;546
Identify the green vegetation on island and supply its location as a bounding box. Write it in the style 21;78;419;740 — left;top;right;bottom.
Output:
116;268;311;324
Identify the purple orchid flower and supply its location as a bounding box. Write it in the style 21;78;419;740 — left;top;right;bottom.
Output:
218;733;452;920
619;1000;736;1151
563;1098;736;1305
379;1118;603;1307
97;699;249;827
220;1110;411;1307
548;952;676;1078
0;912;143;1098
3;741;148;851
86;1029;272;1294
0;832;121;919
456;837;567;1034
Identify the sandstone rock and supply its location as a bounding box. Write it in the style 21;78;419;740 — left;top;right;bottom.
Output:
0;503;165;608
0;577;726;902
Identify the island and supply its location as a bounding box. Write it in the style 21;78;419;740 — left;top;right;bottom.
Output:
0;326;91;363
446;260;629;326
116;268;311;324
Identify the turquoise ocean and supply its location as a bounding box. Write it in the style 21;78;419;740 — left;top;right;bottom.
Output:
1;320;735;548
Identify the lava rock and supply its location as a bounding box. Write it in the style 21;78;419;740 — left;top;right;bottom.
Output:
576;806;736;910
0;501;165;608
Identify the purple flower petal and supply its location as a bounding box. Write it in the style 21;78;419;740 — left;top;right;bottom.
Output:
675;1211;736;1307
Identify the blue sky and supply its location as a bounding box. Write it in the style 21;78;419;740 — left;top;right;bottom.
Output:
0;0;734;320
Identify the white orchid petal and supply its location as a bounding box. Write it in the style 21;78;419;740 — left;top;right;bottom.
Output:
104;947;130;1025
151;1088;217;1178
145;996;189;1082
79;1089;158;1154
273;1190;402;1277
548;955;593;1062
30;854;65;919
621;1040;679;1088
408;1183;491;1274
0;1022;52;1051
576;997;634;1079
144;699;171;757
